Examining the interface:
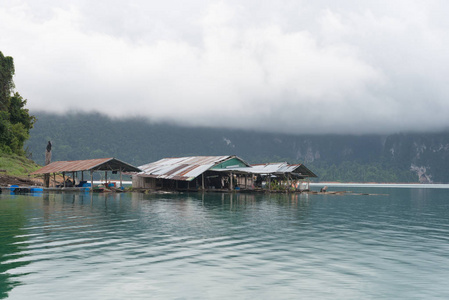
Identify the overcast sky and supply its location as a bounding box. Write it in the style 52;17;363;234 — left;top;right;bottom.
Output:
1;0;449;134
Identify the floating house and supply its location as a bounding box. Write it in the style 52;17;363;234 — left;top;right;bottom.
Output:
132;156;317;192
132;155;251;190
31;157;141;188
245;162;317;191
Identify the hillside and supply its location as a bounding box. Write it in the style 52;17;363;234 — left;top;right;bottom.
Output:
0;153;41;186
25;111;449;183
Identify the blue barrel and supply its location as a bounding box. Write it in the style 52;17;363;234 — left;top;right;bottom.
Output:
9;185;19;192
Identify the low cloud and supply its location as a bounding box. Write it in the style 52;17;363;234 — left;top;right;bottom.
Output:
1;0;449;134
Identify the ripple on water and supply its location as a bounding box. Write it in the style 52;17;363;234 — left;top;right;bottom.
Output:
1;190;449;299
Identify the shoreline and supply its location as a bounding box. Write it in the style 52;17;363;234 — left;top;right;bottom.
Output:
311;182;449;189
2;173;448;190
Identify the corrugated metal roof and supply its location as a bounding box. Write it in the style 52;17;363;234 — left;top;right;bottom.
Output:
137;156;317;180
213;162;317;178
250;163;290;173
31;158;141;174
137;156;246;181
291;164;317;178
250;163;317;177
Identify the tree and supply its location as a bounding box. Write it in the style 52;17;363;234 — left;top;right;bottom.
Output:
0;51;15;111
0;51;35;155
9;92;35;133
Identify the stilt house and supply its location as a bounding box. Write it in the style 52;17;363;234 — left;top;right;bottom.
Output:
133;156;317;192
31;157;141;188
247;162;317;190
132;156;251;190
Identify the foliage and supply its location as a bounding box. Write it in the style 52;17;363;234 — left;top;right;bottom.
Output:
27;111;449;183
0;51;14;111
308;160;416;183
0;51;35;155
9;93;36;130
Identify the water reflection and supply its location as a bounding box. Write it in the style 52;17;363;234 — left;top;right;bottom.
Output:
0;189;448;299
0;196;31;298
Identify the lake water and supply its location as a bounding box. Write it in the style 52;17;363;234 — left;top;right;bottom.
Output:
1;186;449;299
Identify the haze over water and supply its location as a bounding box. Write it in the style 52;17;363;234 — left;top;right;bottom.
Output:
1;187;449;299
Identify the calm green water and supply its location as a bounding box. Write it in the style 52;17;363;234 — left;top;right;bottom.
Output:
1;188;449;299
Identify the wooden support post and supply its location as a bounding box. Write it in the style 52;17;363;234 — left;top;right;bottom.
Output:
53;173;56;187
44;173;50;188
120;168;123;188
91;170;94;189
63;172;66;188
72;172;75;186
81;171;84;182
202;173;205;190
105;171;107;186
268;175;271;191
229;172;233;191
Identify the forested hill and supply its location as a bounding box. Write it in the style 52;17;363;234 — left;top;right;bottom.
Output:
26;111;449;183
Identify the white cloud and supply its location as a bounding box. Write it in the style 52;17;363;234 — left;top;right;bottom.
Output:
1;0;449;134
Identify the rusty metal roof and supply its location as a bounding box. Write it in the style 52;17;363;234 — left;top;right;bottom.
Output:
137;156;247;181
31;158;142;174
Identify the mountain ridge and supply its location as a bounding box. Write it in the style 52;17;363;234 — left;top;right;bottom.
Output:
25;111;449;183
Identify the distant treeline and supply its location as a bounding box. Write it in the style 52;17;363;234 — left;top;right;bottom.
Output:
26;111;449;183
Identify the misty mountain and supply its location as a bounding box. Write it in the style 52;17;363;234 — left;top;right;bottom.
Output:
25;112;449;183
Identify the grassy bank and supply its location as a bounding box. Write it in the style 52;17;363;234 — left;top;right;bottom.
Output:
0;153;41;177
